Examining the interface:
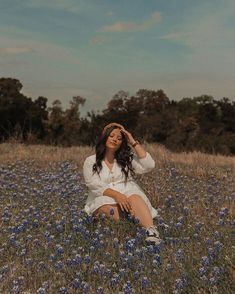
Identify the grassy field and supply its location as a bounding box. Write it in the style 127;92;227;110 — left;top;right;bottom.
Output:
0;143;234;293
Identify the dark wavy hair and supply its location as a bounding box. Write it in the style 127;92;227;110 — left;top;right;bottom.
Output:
92;125;136;184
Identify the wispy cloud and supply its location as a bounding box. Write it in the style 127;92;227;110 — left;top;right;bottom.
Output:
0;47;34;55
25;0;80;14
89;35;107;45
100;11;161;33
159;32;191;41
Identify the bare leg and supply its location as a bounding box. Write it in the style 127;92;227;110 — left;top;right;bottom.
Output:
128;194;153;228
93;204;120;221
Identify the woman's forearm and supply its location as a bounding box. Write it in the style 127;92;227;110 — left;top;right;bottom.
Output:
102;188;125;201
131;141;147;159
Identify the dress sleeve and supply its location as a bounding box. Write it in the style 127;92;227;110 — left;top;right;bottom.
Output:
131;151;155;174
83;157;112;197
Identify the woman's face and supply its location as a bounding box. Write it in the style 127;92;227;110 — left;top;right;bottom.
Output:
106;128;123;150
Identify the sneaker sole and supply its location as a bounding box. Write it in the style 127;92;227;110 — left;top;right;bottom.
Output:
146;237;162;245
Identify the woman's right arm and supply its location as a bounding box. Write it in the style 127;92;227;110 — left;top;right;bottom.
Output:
83;157;132;212
102;188;132;212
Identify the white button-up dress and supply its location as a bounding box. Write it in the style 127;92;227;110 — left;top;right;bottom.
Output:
83;151;158;218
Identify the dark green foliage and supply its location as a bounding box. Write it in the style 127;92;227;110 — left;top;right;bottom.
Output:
0;77;234;155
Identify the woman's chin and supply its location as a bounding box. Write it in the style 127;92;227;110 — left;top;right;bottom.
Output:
107;145;118;150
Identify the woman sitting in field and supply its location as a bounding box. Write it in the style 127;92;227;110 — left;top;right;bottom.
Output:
82;122;161;245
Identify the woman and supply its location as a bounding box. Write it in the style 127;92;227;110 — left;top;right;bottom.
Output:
82;122;161;245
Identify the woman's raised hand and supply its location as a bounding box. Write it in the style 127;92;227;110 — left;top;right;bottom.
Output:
115;193;132;213
119;127;135;145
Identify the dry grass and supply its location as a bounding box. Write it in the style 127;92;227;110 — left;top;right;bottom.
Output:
0;142;234;178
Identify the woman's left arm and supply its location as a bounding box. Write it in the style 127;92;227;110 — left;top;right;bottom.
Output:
120;127;155;173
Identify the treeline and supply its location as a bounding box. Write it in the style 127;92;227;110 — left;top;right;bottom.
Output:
0;77;235;155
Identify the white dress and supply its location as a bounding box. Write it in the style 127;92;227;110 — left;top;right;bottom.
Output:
83;151;158;219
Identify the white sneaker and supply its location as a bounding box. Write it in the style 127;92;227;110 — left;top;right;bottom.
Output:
145;225;161;245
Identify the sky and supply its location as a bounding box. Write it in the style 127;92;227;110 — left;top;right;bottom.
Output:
0;0;235;117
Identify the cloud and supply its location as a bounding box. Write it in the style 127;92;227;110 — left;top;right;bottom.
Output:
100;11;161;33
89;35;107;45
0;47;34;55
25;0;80;14
159;32;191;41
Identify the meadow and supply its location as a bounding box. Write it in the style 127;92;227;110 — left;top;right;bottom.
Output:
0;142;234;293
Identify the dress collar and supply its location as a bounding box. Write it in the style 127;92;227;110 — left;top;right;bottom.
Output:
102;158;116;173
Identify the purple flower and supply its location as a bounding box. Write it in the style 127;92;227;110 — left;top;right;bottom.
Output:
109;208;115;216
199;267;206;275
123;281;133;294
141;276;150;289
175;278;183;289
212;266;221;276
201;256;210;267
84;255;91;264
96;286;104;294
58;287;67;294
175;249;184;262
36;287;46;294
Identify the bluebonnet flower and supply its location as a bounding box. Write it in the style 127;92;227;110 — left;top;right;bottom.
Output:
165;263;173;272
58;287;67;294
201;256;210;267
32;219;39;228
218;218;225;226
84;255;91;264
56;224;64;232
199;267;206;275
194;222;204;232
133;216;140;224
82;282;90;293
36;287;46;294
175;249;184;262
92;264;100;275
209;277;217;285
125;240;135;252
109;208;115;216
109;274;120;288
175;222;183;230
123;281;133;294
54;261;64;270
213;230;220;239
212;266;221;276
153;254;161;266
175;278;183;290
219;207;229;218
205;238;212;246
41;281;49;290
33;239;40;246
49;254;56;262
104;268;112;278
141;276;150;289
56;245;64;255
133;270;140;280
113;237;119;248
119;268;126;279
38;261;46;270
214;241;223;251
183;206;189;215
208;247;216;259
164;196;173;208
19;248;27;257
96;286;104;294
